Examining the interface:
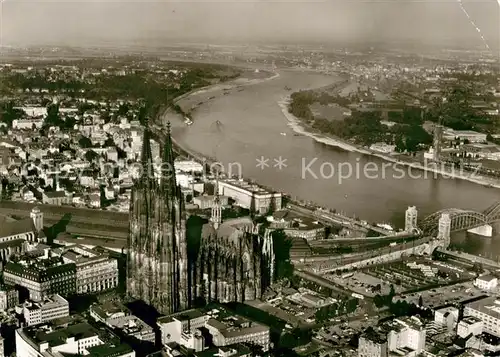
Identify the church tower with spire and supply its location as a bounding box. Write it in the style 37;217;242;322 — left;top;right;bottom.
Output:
127;116;189;314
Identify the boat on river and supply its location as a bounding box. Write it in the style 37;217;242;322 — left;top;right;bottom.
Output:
376;223;394;231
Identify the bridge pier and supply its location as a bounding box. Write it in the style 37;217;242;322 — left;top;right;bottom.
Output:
467;224;493;237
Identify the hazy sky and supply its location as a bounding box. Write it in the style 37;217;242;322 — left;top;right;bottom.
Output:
1;0;499;50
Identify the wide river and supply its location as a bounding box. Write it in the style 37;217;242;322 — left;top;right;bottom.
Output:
166;69;500;257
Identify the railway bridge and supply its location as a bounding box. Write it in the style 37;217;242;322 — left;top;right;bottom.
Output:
420;201;500;237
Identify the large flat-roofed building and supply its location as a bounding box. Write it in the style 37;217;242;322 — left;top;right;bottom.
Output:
23;294;69;326
284;219;325;240
54;233;126;253
158;306;270;352
158;309;209;346
218;179;282;214
205;315;270;352
90;301;155;343
59;245;118;294
3;259;76;301
105;315;155;343
464;296;500;337
15;320;135;357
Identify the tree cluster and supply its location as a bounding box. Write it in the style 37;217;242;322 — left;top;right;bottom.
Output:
426;84;497;133
373;284;396;308
0;101;24;127
279;328;312;349
289;91;433;150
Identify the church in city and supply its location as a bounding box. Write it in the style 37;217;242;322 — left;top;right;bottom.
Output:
127;119;274;314
127;120;189;315
193;177;274;304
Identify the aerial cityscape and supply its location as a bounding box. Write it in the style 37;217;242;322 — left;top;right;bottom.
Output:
0;1;499;357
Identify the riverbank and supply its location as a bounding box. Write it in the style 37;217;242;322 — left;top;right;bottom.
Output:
278;95;500;189
164;69;280;124
185;70;280;98
161;68;281;162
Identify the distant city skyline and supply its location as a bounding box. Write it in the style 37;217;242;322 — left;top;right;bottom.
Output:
1;0;499;51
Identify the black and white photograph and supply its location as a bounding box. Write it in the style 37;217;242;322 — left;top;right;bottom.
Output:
0;0;499;356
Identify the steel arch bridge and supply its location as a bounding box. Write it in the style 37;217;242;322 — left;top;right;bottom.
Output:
484;201;500;220
420;202;500;237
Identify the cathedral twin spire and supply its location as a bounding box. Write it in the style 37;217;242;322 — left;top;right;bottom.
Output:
137;118;177;200
128;115;188;314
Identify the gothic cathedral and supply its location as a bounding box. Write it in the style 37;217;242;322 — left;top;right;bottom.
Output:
194;176;274;303
127;121;188;315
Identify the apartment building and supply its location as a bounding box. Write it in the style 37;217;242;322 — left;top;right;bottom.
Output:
0;285;19;312
464;296;500;337
474;275;498;292
457;317;483;338
359;327;388;357
12;118;44;130
23;294;69;326
434;306;459;332
358;317;426;357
